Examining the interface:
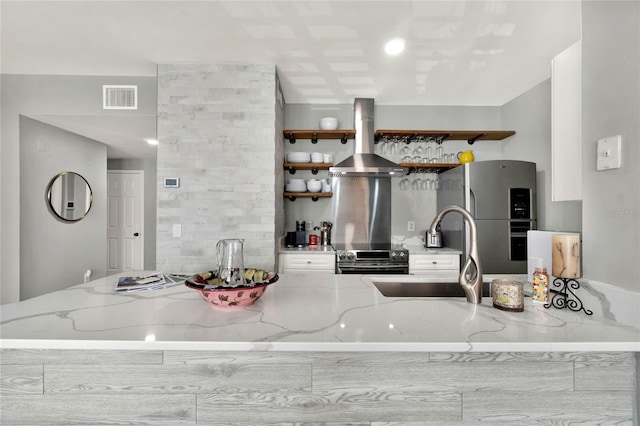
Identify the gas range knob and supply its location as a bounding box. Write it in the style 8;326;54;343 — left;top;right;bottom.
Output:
391;252;398;259
399;252;406;259
347;252;355;260
338;252;347;260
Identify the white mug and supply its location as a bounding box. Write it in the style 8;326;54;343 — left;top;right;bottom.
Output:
322;179;332;192
323;153;333;163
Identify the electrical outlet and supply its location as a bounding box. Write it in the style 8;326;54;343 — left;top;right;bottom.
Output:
407;221;415;232
306;221;312;231
173;224;181;237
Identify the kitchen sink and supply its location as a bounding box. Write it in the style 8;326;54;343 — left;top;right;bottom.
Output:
371;279;491;298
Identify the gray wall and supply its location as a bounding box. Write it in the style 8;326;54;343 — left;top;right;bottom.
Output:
107;158;157;269
155;64;284;273
20;117;107;300
501;79;582;232
1;74;157;304
582;1;639;293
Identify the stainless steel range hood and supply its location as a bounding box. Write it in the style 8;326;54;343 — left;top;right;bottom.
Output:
329;98;407;177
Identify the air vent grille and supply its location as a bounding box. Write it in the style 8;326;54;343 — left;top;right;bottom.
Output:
103;85;137;110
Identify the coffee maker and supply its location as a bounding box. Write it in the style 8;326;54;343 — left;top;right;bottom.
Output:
285;220;307;247
295;220;306;246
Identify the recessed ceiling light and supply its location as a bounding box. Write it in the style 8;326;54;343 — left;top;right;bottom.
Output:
146;139;158;146
384;38;405;55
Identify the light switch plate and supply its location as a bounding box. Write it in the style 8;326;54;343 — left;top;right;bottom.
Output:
596;135;622;171
172;224;181;237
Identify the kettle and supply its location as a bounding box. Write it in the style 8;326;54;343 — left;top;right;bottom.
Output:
216;239;246;287
425;225;443;248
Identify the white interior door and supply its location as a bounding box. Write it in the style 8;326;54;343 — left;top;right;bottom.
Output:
107;171;144;274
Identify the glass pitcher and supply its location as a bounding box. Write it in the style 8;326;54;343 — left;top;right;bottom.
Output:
216;239;246;287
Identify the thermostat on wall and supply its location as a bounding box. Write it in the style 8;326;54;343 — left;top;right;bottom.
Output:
164;178;180;188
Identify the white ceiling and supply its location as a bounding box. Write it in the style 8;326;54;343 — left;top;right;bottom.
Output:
1;0;582;157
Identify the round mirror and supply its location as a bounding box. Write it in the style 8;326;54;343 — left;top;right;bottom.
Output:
46;171;93;222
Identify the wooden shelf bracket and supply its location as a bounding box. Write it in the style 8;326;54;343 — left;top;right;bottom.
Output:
437;133;452;144
467;133;487;145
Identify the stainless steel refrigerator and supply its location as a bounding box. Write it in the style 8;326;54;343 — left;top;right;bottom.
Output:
437;160;537;274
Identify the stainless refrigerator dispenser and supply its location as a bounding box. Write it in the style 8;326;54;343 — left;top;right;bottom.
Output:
437;160;537;274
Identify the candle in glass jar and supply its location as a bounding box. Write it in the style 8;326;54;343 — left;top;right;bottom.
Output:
551;234;581;278
491;279;524;312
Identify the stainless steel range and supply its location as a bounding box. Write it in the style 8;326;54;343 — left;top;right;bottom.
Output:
329;98;409;275
334;243;409;274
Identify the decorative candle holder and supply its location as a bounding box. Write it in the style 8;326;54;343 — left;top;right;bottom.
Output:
544;277;593;315
545;234;592;316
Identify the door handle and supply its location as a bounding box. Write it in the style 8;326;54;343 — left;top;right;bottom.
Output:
134;232;140;237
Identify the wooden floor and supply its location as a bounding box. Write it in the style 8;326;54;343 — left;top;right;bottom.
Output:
0;349;636;424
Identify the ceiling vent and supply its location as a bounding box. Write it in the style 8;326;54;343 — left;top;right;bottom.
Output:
103;85;137;110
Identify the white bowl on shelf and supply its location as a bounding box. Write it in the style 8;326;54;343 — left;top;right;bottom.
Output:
306;180;322;193
286;184;307;192
319;117;338;130
286;152;311;163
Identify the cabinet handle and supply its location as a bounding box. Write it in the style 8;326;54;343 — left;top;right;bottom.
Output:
432;261;437;264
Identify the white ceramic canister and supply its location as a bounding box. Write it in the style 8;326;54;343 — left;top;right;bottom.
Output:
322;179;331;193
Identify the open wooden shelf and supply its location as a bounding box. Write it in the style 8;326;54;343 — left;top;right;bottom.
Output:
375;130;516;145
283;129;515;145
284;162;332;175
284;192;332;201
283;130;355;144
399;163;461;174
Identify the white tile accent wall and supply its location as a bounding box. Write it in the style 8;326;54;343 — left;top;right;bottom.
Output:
156;64;285;273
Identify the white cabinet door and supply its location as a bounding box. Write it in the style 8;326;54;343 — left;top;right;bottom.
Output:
552;40;582;201
279;253;335;273
409;254;460;275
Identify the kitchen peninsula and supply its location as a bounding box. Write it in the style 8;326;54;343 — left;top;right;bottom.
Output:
1;272;638;424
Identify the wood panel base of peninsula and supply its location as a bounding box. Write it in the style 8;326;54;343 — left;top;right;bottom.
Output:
1;349;636;424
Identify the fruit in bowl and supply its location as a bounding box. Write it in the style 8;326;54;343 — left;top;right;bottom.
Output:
185;269;278;310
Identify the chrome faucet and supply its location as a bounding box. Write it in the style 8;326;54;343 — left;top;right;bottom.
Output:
429;205;483;304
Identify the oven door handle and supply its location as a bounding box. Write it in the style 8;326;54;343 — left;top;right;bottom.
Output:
336;264;409;275
337;264;408;270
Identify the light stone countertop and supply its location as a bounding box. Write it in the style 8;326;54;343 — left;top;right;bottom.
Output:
277;241;461;255
1;271;638;352
279;244;335;254
404;245;462;255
